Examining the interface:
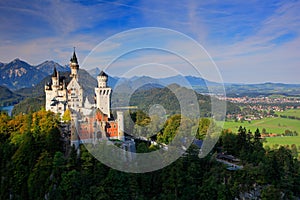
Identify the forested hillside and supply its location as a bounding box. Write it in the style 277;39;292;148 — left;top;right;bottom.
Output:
126;84;240;119
0;86;23;106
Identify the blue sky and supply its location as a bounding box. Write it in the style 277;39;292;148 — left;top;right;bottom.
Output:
0;0;299;83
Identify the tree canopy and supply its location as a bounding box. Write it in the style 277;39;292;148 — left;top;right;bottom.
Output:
0;110;299;199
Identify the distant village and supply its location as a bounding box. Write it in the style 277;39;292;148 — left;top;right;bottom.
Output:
221;96;300;105
215;96;300;138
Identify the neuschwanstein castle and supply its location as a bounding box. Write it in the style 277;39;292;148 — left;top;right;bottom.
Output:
45;50;125;148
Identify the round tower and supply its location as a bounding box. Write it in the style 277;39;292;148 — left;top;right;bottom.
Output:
95;70;111;118
97;71;108;88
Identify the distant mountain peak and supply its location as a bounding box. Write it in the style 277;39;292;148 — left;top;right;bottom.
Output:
11;58;27;64
35;60;70;75
40;60;54;64
13;58;20;61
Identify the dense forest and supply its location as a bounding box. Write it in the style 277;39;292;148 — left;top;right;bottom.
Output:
0;110;299;199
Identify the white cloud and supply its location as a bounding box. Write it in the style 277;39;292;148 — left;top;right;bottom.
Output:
0;0;299;83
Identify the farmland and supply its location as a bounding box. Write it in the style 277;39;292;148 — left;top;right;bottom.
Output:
223;117;300;134
222;114;300;155
264;136;300;147
264;136;300;158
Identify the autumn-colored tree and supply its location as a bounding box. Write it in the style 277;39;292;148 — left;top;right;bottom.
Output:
62;109;71;123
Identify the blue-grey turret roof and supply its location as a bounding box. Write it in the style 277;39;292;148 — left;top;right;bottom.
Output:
98;70;108;77
70;49;78;64
52;67;57;77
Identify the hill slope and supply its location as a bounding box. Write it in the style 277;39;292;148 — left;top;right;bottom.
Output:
0;85;23;106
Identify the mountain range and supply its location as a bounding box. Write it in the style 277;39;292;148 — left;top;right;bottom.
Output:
87;67;300;96
1;59;300;108
0;59;69;90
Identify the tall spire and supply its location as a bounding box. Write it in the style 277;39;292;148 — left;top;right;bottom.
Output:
70;47;79;78
70;47;78;64
52;66;57;77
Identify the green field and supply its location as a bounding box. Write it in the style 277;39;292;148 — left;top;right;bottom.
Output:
264;136;300;157
221;116;300;154
275;108;300;118
223;117;300;134
264;136;300;147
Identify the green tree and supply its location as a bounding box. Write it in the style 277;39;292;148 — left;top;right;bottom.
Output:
157;114;181;144
197;118;211;139
220;129;237;155
28;151;53;199
59;170;81;200
136;142;150;153
291;144;298;159
103;169;131;200
261;185;281;200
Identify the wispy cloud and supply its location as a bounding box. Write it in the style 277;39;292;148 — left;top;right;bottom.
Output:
0;0;299;83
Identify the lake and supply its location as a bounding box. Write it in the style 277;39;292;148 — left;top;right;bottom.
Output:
0;105;14;116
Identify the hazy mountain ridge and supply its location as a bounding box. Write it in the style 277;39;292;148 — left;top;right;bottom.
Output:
1;61;300;108
225;82;300;97
88;68;216;89
88;67;300;96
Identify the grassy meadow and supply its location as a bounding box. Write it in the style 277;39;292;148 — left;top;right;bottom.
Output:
223;117;300;134
264;136;300;157
264;136;300;147
221;111;300;154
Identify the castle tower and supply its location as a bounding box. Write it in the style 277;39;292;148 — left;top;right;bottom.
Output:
70;48;79;78
52;67;59;88
67;49;83;112
95;71;111;118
